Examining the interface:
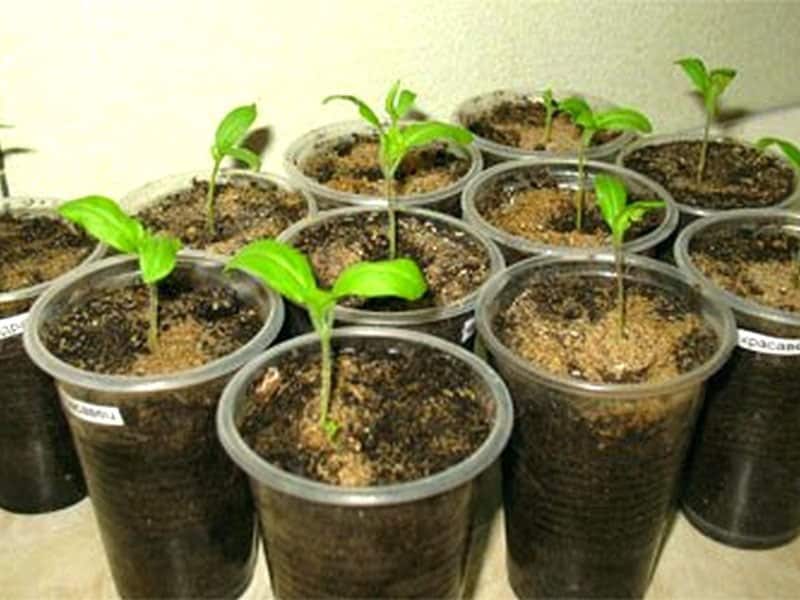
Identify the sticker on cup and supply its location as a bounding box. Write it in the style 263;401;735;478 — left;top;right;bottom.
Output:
61;392;125;426
0;313;28;340
737;328;800;356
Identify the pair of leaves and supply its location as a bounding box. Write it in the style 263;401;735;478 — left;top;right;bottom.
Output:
756;137;800;171
211;104;261;170
675;57;737;118
227;239;427;318
593;175;664;246
58;196;181;284
559;97;653;140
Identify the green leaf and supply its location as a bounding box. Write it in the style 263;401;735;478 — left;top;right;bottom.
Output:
675;57;709;94
706;68;737;115
594;108;652;134
214;104;257;155
227;239;321;307
225;146;262;171
402;121;473;150
756;137;800;170
324;94;382;130
395;89;416;120
385;80;401;122
559;96;592;120
614;201;665;244
332;258;427;301
0;124;12;129
138;233;181;285
593;174;628;228
380;126;406;177
58;195;144;253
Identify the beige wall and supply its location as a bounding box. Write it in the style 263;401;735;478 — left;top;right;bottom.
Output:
2;0;799;199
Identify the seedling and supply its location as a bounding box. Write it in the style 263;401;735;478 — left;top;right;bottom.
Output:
228;239;427;438
541;89;556;145
675;57;737;183
324;82;473;259
559;97;652;230
0;123;33;198
58;196;182;352
207;104;262;238
594;174;664;337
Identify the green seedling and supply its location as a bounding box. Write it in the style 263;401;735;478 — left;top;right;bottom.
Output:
0;123;33;198
594;174;664;337
541;89;556;145
207;104;262;238
228;239;427;438
559;97;653;230
324;82;473;259
58;196;182;352
675;57;737;183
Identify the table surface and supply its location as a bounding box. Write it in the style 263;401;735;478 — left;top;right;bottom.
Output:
3;108;800;599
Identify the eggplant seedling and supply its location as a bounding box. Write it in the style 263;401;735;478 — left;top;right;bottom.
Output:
207;104;262;238
559;97;652;230
594;174;664;337
228;239;427;438
324;82;473;259
58;196;182;352
675;57;737;183
541;89;556;145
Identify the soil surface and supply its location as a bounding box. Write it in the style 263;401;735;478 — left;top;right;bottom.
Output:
461;96;618;152
292;212;491;310
496;274;717;384
477;168;663;248
623;140;795;210
42;272;263;376
138;177;308;255
299;133;470;196
0;213;94;296
239;340;491;486
690;224;800;313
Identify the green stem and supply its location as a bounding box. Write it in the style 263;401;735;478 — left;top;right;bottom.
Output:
385;172;397;260
206;159;221;239
0;141;8;197
311;309;335;428
615;243;626;339
697;114;710;184
543;108;554;145
575;143;587;231
147;283;159;352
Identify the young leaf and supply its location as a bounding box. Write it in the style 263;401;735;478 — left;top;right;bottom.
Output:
559;96;592;120
594;108;653;134
332;258;427;300
214;104;257;157
756;137;800;170
402;121;474;151
675;57;709;94
384;81;401;122
615;201;667;241
593;174;627;228
226;146;262;170
138;234;181;284
395;89;416;121
58;195;144;253
323;95;382;130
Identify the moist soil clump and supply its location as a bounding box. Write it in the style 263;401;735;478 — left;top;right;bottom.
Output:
293;212;491;311
0;213;94;296
299;133;470;196
478;168;663;248
138;177;308;255
690;224;800;313
623;140;795;210
462;96;618;152
42;271;262;376
239;341;491;486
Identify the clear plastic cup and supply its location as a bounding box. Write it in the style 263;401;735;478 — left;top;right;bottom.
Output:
23;251;284;598
278;206;505;345
461;158;678;264
283;120;483;216
674;209;800;548
476;253;736;598
216;326;513;599
0;197;104;513
452;89;638;165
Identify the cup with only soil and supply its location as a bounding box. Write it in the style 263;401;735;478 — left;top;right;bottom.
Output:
618;133;799;233
477;253;735;599
125;169;316;255
217;326;513;599
675;209;800;548
283;120;483;215
462;159;678;264
278;206;504;345
23;251;284;598
452;89;637;165
0;197;103;514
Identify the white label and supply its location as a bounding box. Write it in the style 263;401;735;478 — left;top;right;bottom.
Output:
0;313;28;340
737;329;800;356
62;392;125;426
461;317;477;344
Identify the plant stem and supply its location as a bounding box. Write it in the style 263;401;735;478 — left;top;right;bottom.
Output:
311;309;335;428
147;283;159;352
384;172;397;259
575;143;586;231
0;142;8;197
206;159;221;239
697;114;710;184
615;244;626;339
543;108;554;145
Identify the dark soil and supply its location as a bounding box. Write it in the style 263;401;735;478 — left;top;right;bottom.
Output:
239;340;491;486
0;213;94;296
689;224;800;313
622;140;795;210
461;96;618;151
292;212;491;311
299;132;470;196
138;177;309;255
41;271;262;376
476;167;664;248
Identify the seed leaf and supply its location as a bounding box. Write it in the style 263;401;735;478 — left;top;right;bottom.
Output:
402;121;473;150
395;89;416;120
756;137;800;170
214;104;257;155
58;195;144;254
226;146;262;170
324;94;382;130
332;258;427;301
594;174;663;245
385;80;401;121
706;68;737;115
559;96;592;120
138;234;181;285
594;108;652;134
676;57;709;94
